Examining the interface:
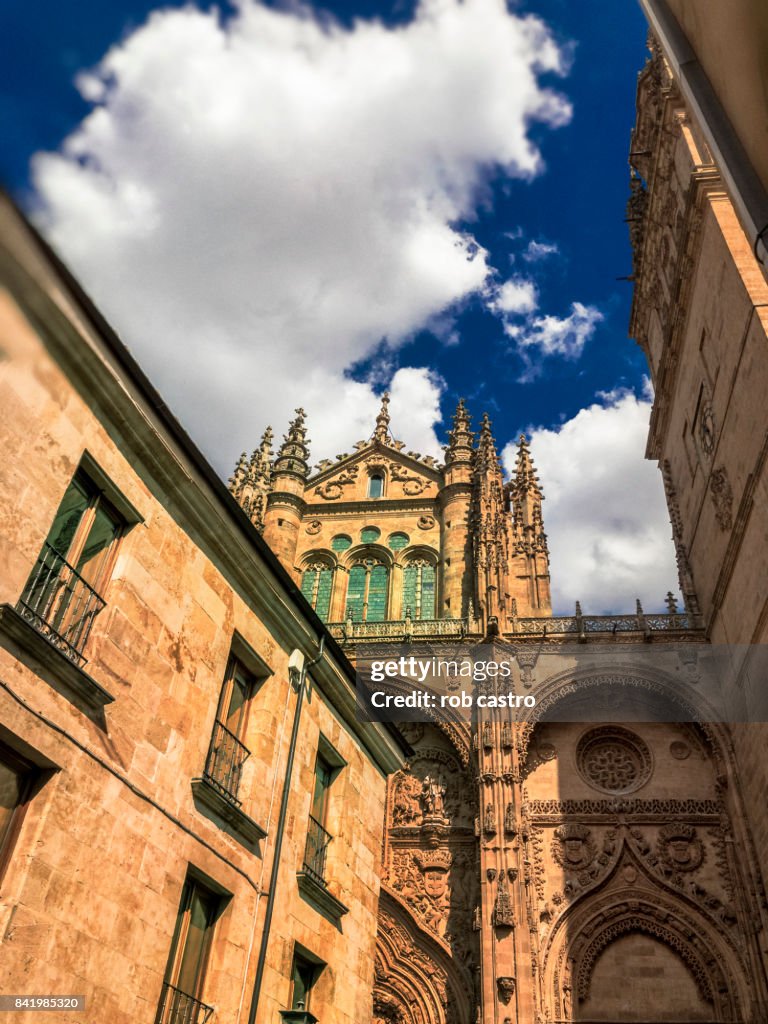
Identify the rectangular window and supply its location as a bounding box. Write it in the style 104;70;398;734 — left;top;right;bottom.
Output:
17;468;127;666
156;876;219;1024
291;953;319;1011
311;754;333;826
0;742;35;883
303;740;345;887
204;656;255;806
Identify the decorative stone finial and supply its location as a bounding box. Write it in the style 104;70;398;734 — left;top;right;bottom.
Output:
274;408;311;478
373;391;391;443
445;398;474;465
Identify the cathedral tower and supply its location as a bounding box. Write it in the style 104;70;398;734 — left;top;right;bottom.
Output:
230;397;552;634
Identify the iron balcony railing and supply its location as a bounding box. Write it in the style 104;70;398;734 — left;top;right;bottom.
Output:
302;814;332;886
203;719;250;806
155;982;214;1024
17;541;106;667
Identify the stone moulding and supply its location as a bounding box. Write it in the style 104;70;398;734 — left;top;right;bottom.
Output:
190;777;267;847
0;602;114;711
296;870;350;921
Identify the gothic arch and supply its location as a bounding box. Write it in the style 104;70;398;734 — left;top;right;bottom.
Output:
339;542;395;570
544;884;747;1023
542;841;746;1016
374;892;474;1024
517;662;730;769
297;548;337;570
397;544;439;566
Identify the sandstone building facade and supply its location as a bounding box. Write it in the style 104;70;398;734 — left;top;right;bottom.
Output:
2;7;768;1022
228;386;768;1021
627;4;768;915
0;195;407;1024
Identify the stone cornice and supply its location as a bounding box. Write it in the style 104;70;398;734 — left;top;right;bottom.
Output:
300;498;439;516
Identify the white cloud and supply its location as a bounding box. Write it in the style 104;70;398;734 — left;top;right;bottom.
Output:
514;301;603;380
523;238;559;261
30;0;571;472
502;389;679;614
492;277;538;315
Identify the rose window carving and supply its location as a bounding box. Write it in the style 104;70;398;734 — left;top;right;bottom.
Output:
576;727;652;795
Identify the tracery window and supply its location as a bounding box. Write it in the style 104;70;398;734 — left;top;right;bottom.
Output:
300;561;334;621
402;559;436;620
346;559;389;622
576;727;652;795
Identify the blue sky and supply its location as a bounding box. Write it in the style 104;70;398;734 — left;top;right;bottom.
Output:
2;0;680;612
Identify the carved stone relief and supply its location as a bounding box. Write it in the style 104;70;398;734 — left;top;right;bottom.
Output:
575;726;653;795
709;465;734;531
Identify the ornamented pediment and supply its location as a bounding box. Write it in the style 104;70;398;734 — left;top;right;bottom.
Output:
306;443;442;504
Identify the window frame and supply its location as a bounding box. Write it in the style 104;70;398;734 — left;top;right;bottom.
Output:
161;874;223;1008
345;557;389;622
50;471;125;596
215;655;257;743
17;457;142;667
290;953;319;1011
367;472;385;499
0;741;36;885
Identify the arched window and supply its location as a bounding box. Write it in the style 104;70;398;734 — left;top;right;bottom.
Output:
388;532;409;550
368;474;384;499
345;559;389;622
300;562;333;621
402;560;436;620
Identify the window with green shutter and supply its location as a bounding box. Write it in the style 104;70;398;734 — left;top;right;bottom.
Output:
300;563;333;621
402;560;436;620
344;559;389;622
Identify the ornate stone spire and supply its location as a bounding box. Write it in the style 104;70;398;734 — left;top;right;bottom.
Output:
251;426;274;480
229;451;249;498
445;399;474;465
373;392;391;443
511;434;543;500
508;433;547;555
475;413;500;469
470;413;507;622
274;408;311;478
229;428;274;532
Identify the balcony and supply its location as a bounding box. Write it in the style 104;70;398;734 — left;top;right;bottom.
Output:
510;610;693;636
326;608;698;645
203;719;250;807
16;541;106;667
155;982;214;1024
191;719;266;848
302;814;332;885
297;815;348;921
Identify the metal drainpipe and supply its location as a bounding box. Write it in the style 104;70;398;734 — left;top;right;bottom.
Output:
247;634;326;1024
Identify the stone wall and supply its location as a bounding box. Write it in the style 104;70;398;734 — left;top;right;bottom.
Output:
0;199;403;1024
